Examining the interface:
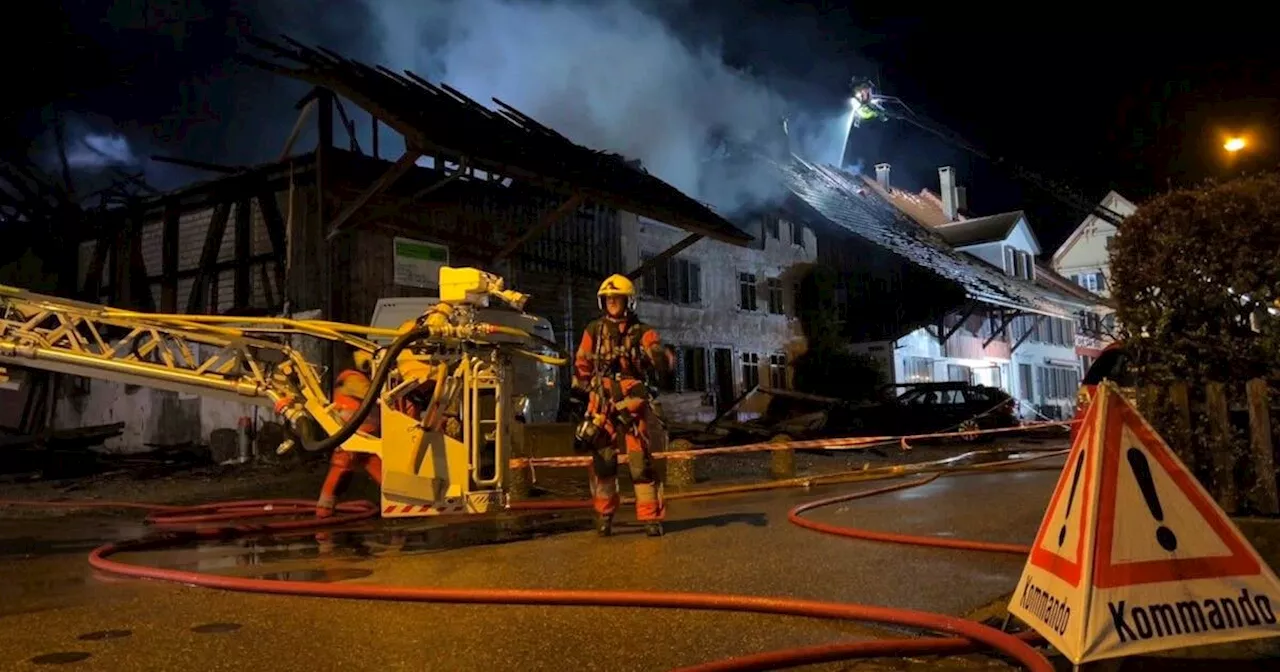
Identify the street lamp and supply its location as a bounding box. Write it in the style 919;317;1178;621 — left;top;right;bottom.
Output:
1224;136;1247;153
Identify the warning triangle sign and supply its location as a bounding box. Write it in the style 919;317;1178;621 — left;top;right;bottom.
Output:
1008;382;1280;664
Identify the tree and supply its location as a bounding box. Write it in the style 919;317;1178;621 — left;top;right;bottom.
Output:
791;264;886;401
1112;173;1280;386
1112;174;1280;513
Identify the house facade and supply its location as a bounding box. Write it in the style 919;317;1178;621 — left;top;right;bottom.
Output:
620;212;816;423
1052;190;1134;370
851;164;1090;420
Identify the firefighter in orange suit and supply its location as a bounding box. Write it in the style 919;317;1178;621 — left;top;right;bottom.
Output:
316;368;384;518
571;274;674;537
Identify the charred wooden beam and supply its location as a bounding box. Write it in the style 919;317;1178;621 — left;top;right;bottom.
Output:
99;252;278;294
325;148;423;241
492;193;584;264
126;212;155;312
256;190;288;298
938;301;980;345
151;155;246;174
1009;315;1045;353
317;88;335;150
280;98;317;160
186;202;232;314
258;264;276;308
983;310;1020;348
233;199;252;308
332;96;363;154
625;233;702;280
409;161;464;201
160;204;179;311
82;235;110;300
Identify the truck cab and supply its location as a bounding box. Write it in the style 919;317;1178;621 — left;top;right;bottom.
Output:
368;297;560;423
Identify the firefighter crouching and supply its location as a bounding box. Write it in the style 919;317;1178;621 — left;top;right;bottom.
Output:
570;273;675;538
315;366;384;518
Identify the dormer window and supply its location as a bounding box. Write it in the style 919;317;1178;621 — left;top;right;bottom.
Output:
1004;247;1035;280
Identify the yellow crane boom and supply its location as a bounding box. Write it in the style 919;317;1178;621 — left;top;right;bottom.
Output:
0;267;564;518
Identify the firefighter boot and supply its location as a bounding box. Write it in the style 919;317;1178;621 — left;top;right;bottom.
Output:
645;522;664;537
595;513;614;537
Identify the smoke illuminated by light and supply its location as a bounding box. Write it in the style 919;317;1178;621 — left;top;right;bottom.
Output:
66;133;138;169
357;0;854;213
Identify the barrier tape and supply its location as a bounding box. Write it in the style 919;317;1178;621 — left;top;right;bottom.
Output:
508;418;1077;469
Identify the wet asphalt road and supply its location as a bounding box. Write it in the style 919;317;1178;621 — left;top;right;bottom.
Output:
0;466;1062;671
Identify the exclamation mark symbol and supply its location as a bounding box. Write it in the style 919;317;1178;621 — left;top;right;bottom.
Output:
1127;448;1178;552
1058;451;1086;547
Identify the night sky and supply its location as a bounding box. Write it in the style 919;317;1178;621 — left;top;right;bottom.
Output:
8;2;1279;254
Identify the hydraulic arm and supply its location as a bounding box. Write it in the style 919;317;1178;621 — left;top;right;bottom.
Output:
0;266;565;517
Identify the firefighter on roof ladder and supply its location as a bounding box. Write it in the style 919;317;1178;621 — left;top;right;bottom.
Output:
850;78;889;128
571;273;674;537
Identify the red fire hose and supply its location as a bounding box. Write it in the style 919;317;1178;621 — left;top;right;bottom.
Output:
5;471;1053;671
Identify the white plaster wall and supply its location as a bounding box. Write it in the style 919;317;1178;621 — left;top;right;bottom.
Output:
1011;339;1082;420
620;213;816;422
959;242;1005;270
52;380;262;454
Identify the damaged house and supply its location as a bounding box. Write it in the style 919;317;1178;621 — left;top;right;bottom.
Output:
768;157;1103;421
27;38;754;453
621;206;816;423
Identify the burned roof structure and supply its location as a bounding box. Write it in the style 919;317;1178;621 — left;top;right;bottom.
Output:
775;156;1073;318
238;36;752;248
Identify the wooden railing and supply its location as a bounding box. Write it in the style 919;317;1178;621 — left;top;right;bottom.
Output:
1137;379;1277;515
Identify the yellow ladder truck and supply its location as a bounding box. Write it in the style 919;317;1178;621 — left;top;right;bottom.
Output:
0;267;565;518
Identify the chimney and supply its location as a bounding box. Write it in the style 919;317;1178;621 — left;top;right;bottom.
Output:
955;186;968;214
875;163;891;189
939;166;958;221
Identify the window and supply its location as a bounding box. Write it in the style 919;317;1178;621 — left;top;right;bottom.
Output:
790;221;805;247
768;353;788;390
1037;365;1080;400
1095;272;1108;293
764;215;779;240
740;352;760;391
639;252;701;305
766;278;784;314
947;364;972;383
738;272;758;311
1080;273;1099;292
904;357;933;382
681;346;707;392
1105;235;1115;251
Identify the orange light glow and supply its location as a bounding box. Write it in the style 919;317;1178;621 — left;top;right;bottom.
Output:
1224;137;1247;153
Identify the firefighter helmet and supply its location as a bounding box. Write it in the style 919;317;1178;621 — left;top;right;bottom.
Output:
597;274;636;313
335;369;372;401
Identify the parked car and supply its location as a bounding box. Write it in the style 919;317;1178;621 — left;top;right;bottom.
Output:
845;382;1019;441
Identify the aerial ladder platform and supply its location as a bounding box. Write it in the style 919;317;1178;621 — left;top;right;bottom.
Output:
0;267;565;517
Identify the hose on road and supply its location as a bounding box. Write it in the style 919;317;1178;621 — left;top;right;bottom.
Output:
3;455;1059;672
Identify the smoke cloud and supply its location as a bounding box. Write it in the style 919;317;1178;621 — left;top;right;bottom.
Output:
355;0;851;215
65;132;137;170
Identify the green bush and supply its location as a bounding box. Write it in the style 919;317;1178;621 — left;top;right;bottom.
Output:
1112;174;1280;513
1112;173;1280;387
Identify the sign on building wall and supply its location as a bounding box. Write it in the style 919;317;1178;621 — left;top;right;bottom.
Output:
393;238;449;290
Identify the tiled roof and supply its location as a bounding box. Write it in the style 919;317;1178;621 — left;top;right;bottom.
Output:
240;36;753;246
776;156;1073;318
862;180;956;228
